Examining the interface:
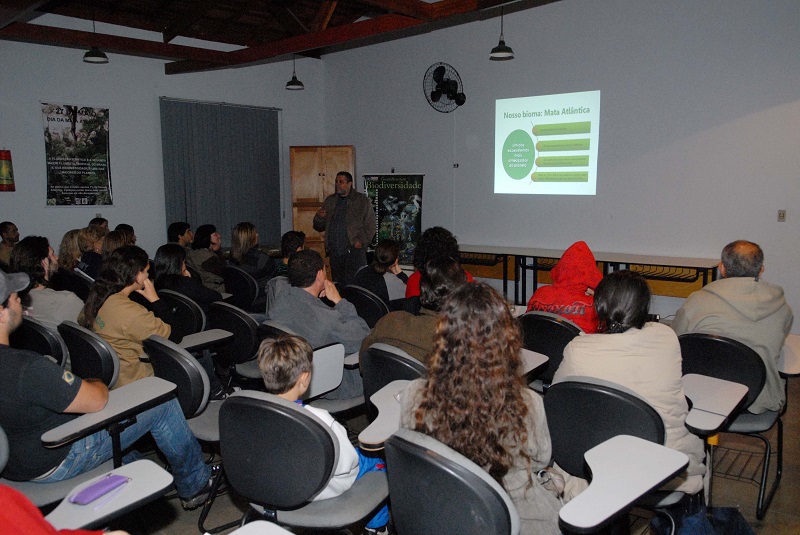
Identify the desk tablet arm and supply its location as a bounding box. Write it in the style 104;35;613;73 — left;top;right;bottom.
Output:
180;329;234;352
41;377;177;468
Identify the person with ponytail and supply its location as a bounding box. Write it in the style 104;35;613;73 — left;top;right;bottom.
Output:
80;245;172;388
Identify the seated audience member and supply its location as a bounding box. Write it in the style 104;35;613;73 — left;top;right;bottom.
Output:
167;221;194;248
275;230;305;277
10;236;83;327
0;221;20;268
526;240;602;333
353;239;408;310
187;224;226;293
0;270;213;511
88;217;108;231
114;223;136;244
49;229;89;300
257;335;389;534
672;240;793;414
152;243;222;313
267;249;368;400
76;226;107;280
229;221;277;287
101;229;136;259
360;257;466;364
405;226;473;298
400;282;563;534
553;270;706;495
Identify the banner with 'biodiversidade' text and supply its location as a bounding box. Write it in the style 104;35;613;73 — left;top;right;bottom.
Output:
364;174;423;265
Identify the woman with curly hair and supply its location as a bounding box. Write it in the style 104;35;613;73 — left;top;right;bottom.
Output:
399;282;562;534
404;226;473;299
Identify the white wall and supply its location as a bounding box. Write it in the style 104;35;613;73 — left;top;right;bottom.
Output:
0;39;326;255
322;0;800;326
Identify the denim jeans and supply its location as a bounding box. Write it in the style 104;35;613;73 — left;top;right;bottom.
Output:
35;398;210;498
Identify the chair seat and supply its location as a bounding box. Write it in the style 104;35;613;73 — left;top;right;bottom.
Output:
274;471;388;528
308;395;365;415
726;410;779;433
234;359;261;379
187;400;222;443
1;461;114;507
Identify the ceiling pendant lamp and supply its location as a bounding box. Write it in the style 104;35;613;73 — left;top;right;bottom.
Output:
83;16;109;64
490;7;514;61
285;56;305;90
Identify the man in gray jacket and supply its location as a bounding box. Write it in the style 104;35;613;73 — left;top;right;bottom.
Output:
313;171;376;285
672;240;793;414
267;249;369;399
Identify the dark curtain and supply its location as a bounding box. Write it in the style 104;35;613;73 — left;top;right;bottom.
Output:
160;98;281;247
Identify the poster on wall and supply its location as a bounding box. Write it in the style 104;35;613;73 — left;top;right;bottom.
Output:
364;173;423;265
42;103;112;206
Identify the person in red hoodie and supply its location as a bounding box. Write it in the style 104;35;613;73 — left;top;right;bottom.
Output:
526;241;602;333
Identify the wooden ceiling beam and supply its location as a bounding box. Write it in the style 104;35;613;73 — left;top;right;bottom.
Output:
356;0;433;20
0;0;49;29
165;12;425;74
310;1;337;33
161;0;215;43
0;21;231;63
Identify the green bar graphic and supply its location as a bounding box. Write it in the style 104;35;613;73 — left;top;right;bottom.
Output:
531;171;589;182
532;122;591;136
535;156;590;167
536;139;590;152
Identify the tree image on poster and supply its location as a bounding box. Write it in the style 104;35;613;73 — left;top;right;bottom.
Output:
365;174;423;265
42;103;112;206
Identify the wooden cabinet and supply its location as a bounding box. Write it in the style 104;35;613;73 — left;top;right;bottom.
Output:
290;146;355;260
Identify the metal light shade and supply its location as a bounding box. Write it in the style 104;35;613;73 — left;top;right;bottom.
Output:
83;46;109;64
285;74;304;90
490;39;514;60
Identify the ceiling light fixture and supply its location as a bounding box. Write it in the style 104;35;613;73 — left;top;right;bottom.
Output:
489;7;514;61
83;16;109;64
285;56;304;90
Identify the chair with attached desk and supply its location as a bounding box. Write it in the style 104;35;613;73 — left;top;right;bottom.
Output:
9;317;69;368
223;265;262;312
361;343;426;421
156;289;207;341
518;311;582;392
384;427;520;535
678;333;781;520
341;285;390;328
219;391;389;531
57;321;119;388
545;377;691;533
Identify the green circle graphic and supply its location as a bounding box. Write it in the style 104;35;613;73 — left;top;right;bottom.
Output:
502;129;535;180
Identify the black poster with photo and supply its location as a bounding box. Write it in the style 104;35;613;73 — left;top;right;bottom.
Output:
364;173;423;265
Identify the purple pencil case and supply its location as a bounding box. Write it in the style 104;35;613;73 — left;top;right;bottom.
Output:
68;474;130;505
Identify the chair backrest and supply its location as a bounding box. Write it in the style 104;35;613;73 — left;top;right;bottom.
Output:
361;343;426;420
9;317;69;368
303;343;345;400
385;428;520;535
143;335;210;418
260;320;297;338
57;321;119;388
678;333;765;411
544;377;665;478
219;391;338;509
223;265;259;310
0;425;8;474
207;301;260;366
156;289;207;341
518;311;582;386
341;285;390;328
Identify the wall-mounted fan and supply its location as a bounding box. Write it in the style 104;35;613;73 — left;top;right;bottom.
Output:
423;62;466;113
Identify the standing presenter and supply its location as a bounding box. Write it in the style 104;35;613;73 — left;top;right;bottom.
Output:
313;171;376;285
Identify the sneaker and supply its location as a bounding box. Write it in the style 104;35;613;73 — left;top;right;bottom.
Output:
363;526;389;535
180;465;220;511
209;385;235;401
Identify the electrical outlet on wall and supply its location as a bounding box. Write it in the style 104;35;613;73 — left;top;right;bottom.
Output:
777;210;786;222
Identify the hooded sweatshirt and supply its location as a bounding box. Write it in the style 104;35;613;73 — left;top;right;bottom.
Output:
672;277;793;414
526;241;603;333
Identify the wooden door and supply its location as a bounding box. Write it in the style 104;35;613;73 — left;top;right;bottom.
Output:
290;146;355;261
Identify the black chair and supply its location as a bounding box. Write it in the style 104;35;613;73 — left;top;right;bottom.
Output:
9;317;69;368
385;428;520;535
679;333;781;519
223;265;260;311
219;391;389;530
144;336;233;534
50;269;92;301
57;321;119;387
544;377;687;531
518;311;582;391
207;301;263;386
361;343;426;421
341;285;390;328
155;289;206;341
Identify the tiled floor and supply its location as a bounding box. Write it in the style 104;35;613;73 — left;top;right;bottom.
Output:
106;380;800;534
